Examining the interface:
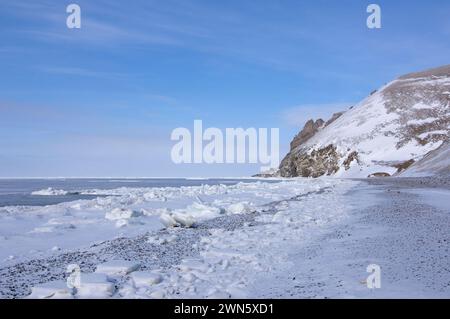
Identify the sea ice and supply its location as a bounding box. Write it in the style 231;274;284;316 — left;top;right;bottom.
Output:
105;208;142;221
115;219;129;228
28;281;73;299
31;188;69;196
172;213;196;228
227;202;252;214
185;202;223;218
95;260;140;276
130;271;163;288
159;213;178;228
76;273;116;298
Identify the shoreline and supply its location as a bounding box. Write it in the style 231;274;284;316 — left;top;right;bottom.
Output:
0;177;448;298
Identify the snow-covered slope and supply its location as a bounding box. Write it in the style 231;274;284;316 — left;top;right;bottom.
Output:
279;65;450;178
400;141;450;177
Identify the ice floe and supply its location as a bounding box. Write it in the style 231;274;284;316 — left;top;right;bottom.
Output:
28;281;73;299
131;271;163;288
31;188;69;196
77;273;116;298
95;260;140;276
226;202;253;214
3;178;360;299
105;208;142;221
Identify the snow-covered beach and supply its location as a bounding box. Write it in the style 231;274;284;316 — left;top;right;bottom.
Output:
0;177;448;299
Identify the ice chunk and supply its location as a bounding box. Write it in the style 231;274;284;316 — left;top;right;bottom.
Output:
130;271;163;288
164;202;224;226
29;281;73;299
188;202;222;216
31;188;69;196
76;273;116;298
172;213;195;228
227;202;252;214
159;213;177;228
115;219;129;228
105;208;142;221
95;260;140;275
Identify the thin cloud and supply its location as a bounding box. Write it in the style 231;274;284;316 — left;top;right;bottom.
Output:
37;66;129;79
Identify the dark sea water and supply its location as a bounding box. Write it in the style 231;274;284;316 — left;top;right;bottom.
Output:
0;178;276;207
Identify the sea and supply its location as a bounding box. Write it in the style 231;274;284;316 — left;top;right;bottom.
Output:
0;178;277;207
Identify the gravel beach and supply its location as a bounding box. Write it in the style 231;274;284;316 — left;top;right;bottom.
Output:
254;177;450;298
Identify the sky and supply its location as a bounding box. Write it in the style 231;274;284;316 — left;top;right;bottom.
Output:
0;0;449;177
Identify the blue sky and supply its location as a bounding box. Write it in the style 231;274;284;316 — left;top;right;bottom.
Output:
0;0;449;177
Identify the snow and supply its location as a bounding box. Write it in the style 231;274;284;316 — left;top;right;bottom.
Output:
407;118;437;126
418;130;447;139
401;142;450;177
299;88;401;177
412;102;436;110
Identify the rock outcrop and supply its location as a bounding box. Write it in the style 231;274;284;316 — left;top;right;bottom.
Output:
289;119;325;150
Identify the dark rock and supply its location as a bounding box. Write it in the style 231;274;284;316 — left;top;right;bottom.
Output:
368;172;391;178
290;119;325;150
324;112;345;127
343;151;359;171
280;144;340;178
394;159;415;173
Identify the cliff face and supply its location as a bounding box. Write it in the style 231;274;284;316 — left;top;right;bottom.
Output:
279;65;450;178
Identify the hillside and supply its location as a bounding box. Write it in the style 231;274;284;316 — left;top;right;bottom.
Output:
400;141;450;177
279;65;450;178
